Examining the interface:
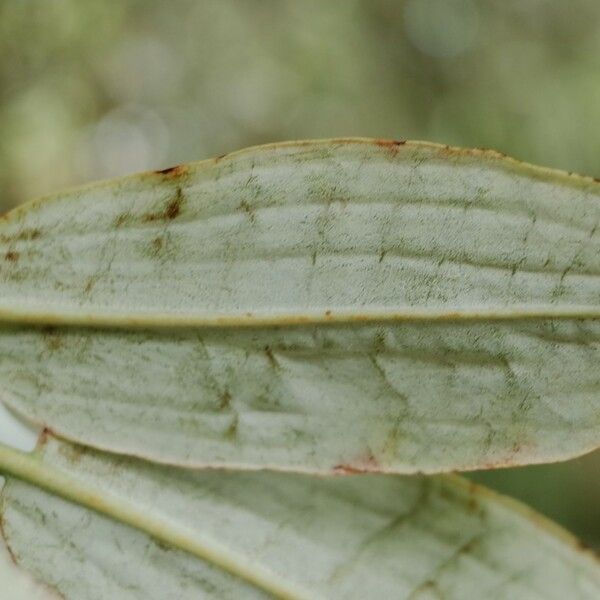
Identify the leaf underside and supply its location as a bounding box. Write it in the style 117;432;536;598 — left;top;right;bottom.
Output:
0;139;598;473
0;139;599;599
1;436;599;600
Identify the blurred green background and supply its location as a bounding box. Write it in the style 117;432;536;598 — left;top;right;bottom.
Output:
0;0;598;548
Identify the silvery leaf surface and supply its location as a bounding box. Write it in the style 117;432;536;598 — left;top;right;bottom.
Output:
1;437;599;599
0;139;598;472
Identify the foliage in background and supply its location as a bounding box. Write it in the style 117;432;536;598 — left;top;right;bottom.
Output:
0;0;599;546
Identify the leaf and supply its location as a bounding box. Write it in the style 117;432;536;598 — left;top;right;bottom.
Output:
1;437;599;599
0;139;599;473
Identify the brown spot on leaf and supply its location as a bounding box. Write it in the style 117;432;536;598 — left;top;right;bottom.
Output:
333;453;379;474
38;427;52;445
325;310;332;318
143;188;184;222
155;164;188;178
376;139;406;149
4;251;18;262
333;464;367;474
165;194;182;220
375;139;407;158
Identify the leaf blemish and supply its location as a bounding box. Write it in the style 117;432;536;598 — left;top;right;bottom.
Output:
238;199;256;223
376;139;406;150
264;346;279;369
8;228;41;242
114;213;129;228
333;454;379;474
226;413;239;438
143;188;184;222
42;327;63;351
155;165;188;178
218;389;232;410
4;251;19;262
0;515;19;565
83;277;96;295
151;237;164;255
165;193;182;220
373;331;386;353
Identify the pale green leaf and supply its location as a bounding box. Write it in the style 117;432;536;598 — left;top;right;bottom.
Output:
1;437;599;599
0;139;599;472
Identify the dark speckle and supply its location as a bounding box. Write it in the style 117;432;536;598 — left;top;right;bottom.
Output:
264;346;279;369
226;414;239;438
155;539;173;552
114;213;129;228
218;389;232;411
373;331;386;353
4;251;18;262
83;277;95;295
41;327;63;351
238;199;256;223
151;237;164;254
